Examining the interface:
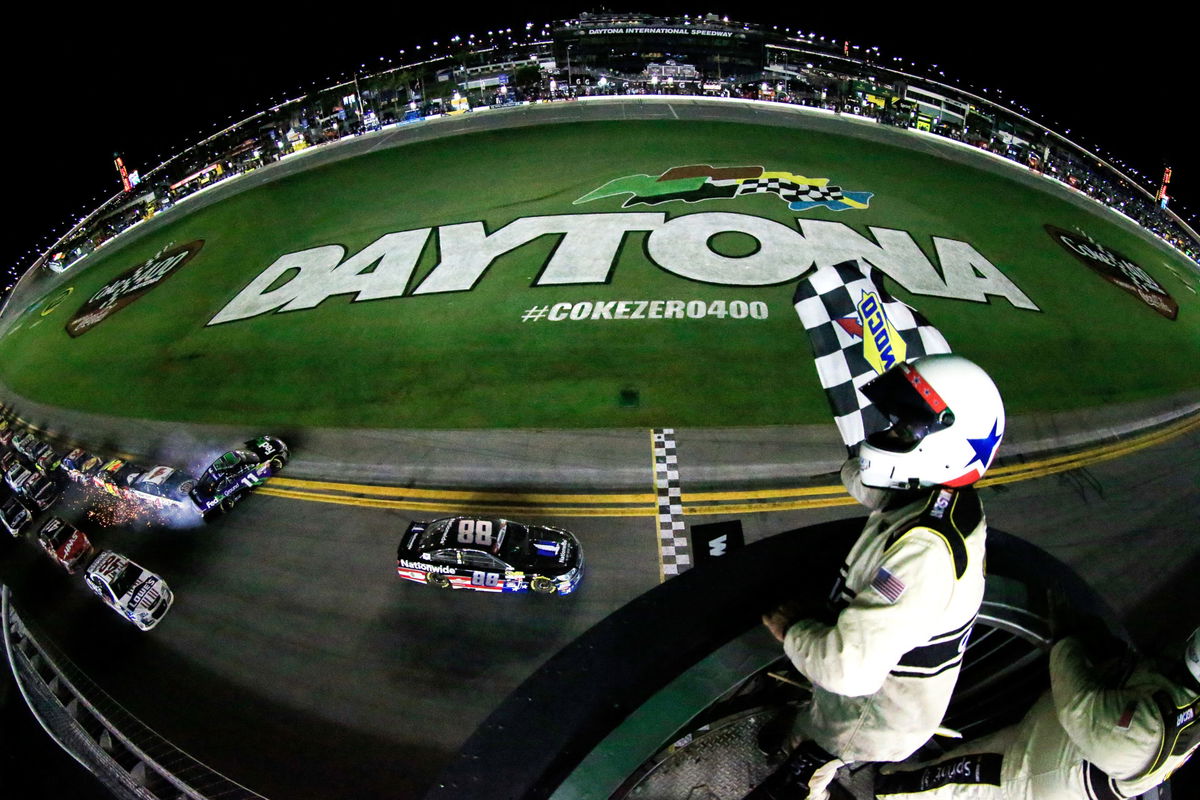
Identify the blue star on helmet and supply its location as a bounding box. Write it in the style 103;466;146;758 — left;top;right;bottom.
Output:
965;421;1002;468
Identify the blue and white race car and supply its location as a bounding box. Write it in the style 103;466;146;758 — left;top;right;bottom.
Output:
397;517;583;595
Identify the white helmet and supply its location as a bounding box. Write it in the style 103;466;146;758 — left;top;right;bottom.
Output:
857;354;1005;490
1186;627;1200;687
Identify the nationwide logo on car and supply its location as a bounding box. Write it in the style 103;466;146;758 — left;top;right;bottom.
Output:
66;240;205;336
855;290;907;373
1045;225;1178;320
399;559;456;574
574;164;873;211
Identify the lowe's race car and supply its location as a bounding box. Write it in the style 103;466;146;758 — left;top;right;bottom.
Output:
84;550;173;631
397;517;583;595
189;436;288;515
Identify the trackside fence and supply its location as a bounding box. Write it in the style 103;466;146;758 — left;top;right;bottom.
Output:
2;586;268;800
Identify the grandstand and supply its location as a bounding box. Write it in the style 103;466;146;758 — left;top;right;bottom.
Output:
4;11;1198;304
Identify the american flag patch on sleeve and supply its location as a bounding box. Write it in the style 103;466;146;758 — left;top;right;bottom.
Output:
872;567;907;603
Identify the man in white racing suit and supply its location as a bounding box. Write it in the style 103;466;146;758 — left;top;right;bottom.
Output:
874;627;1200;799
753;354;1005;800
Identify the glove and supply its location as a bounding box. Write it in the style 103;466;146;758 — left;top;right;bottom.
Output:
762;598;835;642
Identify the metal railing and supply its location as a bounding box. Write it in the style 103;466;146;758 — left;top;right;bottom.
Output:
2;586;268;800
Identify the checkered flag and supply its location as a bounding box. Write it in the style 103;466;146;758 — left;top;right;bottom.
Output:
800;185;844;203
736;177;805;202
794;259;951;450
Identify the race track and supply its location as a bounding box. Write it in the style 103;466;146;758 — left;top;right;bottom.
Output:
1;98;1198;799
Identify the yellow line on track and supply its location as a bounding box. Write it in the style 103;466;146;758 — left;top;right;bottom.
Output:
256;486;656;517
270;477;655;505
258;410;1199;517
9;406;1196;517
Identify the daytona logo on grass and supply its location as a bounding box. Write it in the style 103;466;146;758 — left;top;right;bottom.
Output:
208;214;1038;326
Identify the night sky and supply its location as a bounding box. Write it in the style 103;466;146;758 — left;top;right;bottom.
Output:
2;6;1194;285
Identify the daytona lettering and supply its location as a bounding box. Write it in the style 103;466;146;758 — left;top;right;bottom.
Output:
207;213;1039;326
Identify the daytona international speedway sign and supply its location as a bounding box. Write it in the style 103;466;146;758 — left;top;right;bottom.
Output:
206;212;1040;326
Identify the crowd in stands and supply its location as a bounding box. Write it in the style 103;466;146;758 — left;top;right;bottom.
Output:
5;36;1198;305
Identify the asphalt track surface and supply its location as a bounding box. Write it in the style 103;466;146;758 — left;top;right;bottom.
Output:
2;99;1199;799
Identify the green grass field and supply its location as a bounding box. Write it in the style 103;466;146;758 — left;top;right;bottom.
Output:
2;118;1198;429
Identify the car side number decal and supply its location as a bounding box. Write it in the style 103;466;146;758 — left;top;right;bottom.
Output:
456;519;494;547
95;554;122;578
471;571;500;588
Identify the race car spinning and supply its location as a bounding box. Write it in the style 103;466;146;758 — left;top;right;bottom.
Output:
397;517;583;595
189;435;288;516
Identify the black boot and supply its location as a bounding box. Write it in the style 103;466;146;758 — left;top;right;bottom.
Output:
745;740;840;799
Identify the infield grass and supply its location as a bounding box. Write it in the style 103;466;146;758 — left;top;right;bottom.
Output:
2;117;1197;428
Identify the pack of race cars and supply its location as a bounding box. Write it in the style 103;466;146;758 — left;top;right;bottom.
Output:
0;415;290;630
2;413;589;636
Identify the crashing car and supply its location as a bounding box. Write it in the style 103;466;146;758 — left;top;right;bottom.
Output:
92;458;143;497
3;456;60;511
37;517;95;574
397;516;584;595
189;436;288;516
83;550;174;631
123;465;197;510
59;448;106;483
0;492;34;537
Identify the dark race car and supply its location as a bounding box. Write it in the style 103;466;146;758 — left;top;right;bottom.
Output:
3;456;60;511
189;436;288;516
37;517;95;574
397;516;584;595
124;465;197;510
11;432;59;474
60;448;106;484
93;458;143;498
0;492;33;537
10;431;39;458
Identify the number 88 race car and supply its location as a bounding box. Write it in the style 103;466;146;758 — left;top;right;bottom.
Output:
397;517;583;596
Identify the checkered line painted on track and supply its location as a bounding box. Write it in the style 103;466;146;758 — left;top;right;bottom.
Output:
652;428;689;578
